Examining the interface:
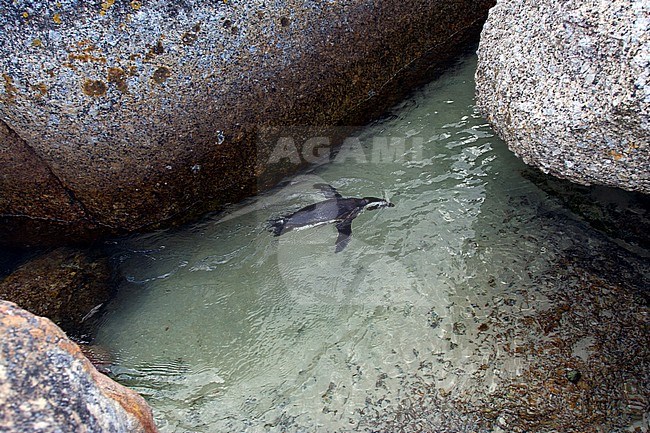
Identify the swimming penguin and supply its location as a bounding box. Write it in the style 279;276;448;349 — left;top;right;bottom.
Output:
269;183;394;252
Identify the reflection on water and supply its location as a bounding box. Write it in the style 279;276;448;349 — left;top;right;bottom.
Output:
95;54;649;432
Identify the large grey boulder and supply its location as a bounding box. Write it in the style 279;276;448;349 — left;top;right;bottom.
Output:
0;300;158;433
476;0;650;193
0;0;494;246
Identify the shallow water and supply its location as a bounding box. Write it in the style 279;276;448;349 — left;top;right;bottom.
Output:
95;54;649;432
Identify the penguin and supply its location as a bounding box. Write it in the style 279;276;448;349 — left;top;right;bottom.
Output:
269;183;394;252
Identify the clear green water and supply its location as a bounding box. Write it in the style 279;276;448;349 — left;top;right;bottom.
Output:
94;54;647;432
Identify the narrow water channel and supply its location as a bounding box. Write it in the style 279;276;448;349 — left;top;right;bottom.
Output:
94;53;649;432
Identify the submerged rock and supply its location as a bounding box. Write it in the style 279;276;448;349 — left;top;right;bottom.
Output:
522;168;650;251
0;247;111;336
0;300;158;433
475;0;650;193
0;0;494;247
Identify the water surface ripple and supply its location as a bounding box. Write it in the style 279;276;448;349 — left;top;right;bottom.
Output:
96;54;649;433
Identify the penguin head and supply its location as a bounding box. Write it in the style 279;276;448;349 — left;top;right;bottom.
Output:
362;197;395;210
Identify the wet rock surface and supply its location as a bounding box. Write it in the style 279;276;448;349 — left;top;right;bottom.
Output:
475;0;650;193
0;300;158;433
0;0;494;247
0;247;111;336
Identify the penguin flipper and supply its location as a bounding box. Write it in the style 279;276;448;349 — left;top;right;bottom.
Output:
314;183;342;199
334;220;353;253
